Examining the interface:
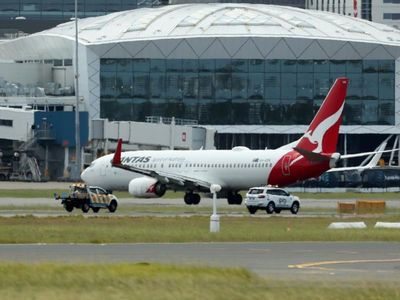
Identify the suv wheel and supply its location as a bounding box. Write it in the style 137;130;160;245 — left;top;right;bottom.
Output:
290;202;299;215
266;202;275;214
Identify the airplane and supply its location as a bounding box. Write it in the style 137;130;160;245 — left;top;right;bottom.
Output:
81;77;393;205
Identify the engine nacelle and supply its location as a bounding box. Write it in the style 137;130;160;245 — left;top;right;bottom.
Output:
329;152;341;168
128;177;166;198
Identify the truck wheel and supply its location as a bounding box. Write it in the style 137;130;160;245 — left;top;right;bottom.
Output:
64;203;73;212
81;203;90;213
266;202;275;214
92;207;100;213
108;200;117;213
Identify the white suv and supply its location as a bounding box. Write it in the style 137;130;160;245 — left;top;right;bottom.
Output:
245;187;300;215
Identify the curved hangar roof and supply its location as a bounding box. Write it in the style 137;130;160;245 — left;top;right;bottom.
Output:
1;3;400;60
44;3;400;45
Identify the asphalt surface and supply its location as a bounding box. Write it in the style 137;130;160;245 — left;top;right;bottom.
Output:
0;182;399;282
0;242;399;281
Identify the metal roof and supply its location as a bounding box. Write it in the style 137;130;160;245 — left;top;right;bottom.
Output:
35;3;400;45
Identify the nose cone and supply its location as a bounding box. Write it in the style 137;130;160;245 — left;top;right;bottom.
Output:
80;168;89;183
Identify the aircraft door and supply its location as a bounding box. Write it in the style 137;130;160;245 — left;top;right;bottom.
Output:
282;155;291;176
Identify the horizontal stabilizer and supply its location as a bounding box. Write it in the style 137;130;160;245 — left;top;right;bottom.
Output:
340;148;399;160
293;147;330;162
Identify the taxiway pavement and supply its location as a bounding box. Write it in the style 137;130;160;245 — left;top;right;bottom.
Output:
0;242;399;281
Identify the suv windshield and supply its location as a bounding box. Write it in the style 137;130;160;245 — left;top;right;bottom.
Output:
249;189;264;194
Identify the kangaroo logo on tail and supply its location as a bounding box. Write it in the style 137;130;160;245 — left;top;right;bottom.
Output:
297;78;348;154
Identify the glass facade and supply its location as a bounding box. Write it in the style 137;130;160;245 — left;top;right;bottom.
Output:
100;58;395;126
0;0;140;20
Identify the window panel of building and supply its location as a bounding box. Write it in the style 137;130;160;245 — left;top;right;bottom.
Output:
363;73;379;99
150;73;165;99
329;60;346;73
232;73;247;99
232;98;249;124
265;74;280;99
211;100;232;125
132;98;151;122
265;60;280;73
116;71;132;98
248;73;264;99
100;58;395;126
182;73;198;99
249;59;264;73
100;72;116;98
346;73;362;99
297;73;313;99
215;73;232;100
297;60;313;73
133;72;149;99
314;60;329;73
183;98;198;120
199;73;214;99
281;73;296;99
378;100;394;125
344;100;362;124
362;100;378;125
379;73;394;100
313;73;330;99
248;100;264;124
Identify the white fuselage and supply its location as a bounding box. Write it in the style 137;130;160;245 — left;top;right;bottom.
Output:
81;147;291;191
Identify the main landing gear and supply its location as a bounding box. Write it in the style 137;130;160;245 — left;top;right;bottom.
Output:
227;192;242;205
184;192;201;205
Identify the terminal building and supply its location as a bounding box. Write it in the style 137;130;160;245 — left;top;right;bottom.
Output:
0;3;399;177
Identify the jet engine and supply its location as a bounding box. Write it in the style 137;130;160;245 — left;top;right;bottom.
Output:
329;152;341;168
128;177;166;198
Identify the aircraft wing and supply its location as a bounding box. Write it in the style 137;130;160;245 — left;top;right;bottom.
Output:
111;139;212;191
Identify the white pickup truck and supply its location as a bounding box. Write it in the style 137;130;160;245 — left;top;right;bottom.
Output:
245;187;300;215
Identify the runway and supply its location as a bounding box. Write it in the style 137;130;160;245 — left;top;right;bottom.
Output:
0;242;399;281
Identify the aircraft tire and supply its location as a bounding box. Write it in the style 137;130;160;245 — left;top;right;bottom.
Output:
192;194;201;205
184;193;193;205
234;194;243;205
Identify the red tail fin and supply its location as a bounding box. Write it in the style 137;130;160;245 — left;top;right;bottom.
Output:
296;77;349;154
112;138;122;166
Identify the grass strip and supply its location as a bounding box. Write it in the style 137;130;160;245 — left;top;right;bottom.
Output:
0;263;398;300
0;215;400;244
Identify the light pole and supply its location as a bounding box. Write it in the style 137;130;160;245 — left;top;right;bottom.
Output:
74;0;81;180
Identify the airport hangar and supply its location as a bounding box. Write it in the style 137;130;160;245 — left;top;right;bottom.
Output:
0;3;400;159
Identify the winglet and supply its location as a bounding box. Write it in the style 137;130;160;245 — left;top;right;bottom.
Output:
112;138;122;166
